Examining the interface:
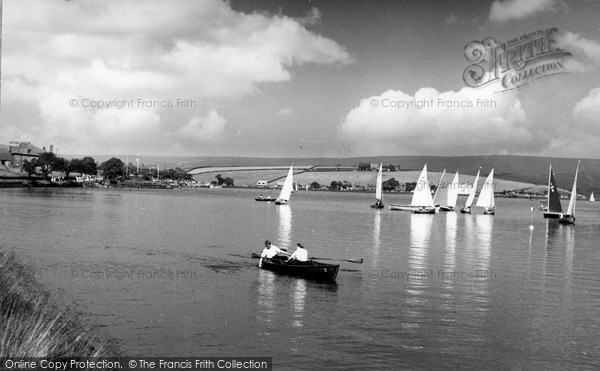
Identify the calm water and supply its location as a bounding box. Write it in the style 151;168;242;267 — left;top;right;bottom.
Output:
1;187;599;369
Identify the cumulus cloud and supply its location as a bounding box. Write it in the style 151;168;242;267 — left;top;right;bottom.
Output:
573;88;600;135
174;110;227;143
338;85;536;156
296;7;322;26
1;0;350;155
489;0;556;22
556;32;600;71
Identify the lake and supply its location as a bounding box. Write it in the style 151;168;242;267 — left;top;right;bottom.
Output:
1;187;599;369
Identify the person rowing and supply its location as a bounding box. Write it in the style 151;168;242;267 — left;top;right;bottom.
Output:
286;243;308;263
259;240;288;267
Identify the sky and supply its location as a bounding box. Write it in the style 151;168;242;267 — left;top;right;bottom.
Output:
2;0;600;158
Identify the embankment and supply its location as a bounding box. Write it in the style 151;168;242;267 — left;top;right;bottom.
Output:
0;252;117;359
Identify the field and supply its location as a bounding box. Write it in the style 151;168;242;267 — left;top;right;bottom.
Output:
191;169;537;193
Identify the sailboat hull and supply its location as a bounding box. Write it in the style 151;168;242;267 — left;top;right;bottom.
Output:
389;204;420;211
412;207;436;214
483;207;495;215
370;203;384;209
543;211;562;218
459;207;471;214
558;215;575;224
439;206;455;212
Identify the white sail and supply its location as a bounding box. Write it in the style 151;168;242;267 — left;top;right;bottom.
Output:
375;164;383;201
464;169;480;207
277;165;294;202
432;169;446;204
591;193;595;202
565;161;580;216
411;164;434;207
447;172;460;208
476;169;495;208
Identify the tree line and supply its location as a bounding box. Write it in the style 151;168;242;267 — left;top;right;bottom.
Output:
22;153;98;179
21;154;192;182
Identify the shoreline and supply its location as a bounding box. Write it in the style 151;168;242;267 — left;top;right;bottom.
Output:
0;252;118;360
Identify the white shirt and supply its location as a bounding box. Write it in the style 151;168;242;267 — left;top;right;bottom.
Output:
289;247;308;262
261;245;283;258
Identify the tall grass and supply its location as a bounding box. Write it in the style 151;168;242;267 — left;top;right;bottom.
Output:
0;252;118;358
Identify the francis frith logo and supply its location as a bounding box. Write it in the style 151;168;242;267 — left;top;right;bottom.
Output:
463;28;572;91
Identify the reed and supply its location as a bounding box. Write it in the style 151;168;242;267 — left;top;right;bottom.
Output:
0;252;118;359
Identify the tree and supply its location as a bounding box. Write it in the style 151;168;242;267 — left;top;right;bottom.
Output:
309;181;321;190
99;157;125;180
21;159;37;178
80;157;98;175
36;152;60;180
51;157;72;179
383;178;400;191
215;174;234;186
330;181;342;190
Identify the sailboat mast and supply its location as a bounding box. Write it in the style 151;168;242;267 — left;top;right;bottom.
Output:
572;161;580;215
547;165;552;208
433;169;446;204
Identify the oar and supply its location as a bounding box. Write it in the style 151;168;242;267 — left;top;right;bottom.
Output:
251;252;291;259
309;256;363;264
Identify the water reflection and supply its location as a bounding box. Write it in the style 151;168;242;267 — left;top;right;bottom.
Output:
277;205;292;251
544;219;560;250
408;214;433;286
445;212;457;270
372;211;381;263
474;215;492;269
256;269;276;341
409;214;433;251
291;279;306;329
463;214;475;251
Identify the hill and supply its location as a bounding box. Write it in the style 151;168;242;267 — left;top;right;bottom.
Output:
65;154;600;195
184;155;598;195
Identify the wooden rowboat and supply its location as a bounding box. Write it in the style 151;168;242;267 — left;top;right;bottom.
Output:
252;254;339;281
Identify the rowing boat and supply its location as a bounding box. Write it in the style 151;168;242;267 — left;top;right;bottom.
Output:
252;254;339;281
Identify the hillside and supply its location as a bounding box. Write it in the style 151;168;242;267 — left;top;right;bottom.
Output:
184;155;598;195
62;154;600;195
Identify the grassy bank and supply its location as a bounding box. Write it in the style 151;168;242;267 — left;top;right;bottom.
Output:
0;252;117;358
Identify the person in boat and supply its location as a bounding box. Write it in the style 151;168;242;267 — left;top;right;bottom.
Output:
286;243;308;263
259;240;286;267
374;200;383;207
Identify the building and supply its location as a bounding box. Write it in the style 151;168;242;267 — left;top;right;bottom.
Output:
358;162;371;171
0;145;12;166
7;141;45;168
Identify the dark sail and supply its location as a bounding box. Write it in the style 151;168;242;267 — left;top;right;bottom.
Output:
548;171;563;213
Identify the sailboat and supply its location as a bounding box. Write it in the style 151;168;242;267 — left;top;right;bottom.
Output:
431;169;446;213
543;165;563;218
590;193;595;202
440;172;459;212
460;168;480;214
389;164;435;213
475;169;495;215
559;161;580;225
395;165;436;214
275;165;294;205
371;164;384;209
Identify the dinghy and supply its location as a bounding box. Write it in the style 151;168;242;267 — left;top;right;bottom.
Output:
275;165;294;205
371;164;385;209
476;169;495;215
559;161;580;225
389;164;435;213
